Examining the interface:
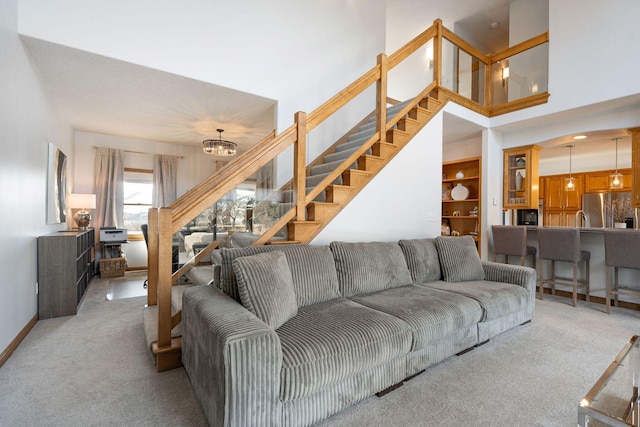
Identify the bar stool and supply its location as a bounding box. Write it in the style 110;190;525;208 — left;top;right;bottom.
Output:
491;225;537;270
604;230;640;314
537;227;590;306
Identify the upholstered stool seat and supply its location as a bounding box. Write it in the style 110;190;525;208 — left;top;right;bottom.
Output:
604;230;640;314
491;225;537;270
537;227;590;306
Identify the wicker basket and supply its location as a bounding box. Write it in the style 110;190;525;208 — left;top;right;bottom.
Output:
99;257;126;278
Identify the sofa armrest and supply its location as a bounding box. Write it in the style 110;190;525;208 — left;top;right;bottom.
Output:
482;261;537;299
182;285;282;427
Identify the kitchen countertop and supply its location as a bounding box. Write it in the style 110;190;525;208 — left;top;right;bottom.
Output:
524;226;640;234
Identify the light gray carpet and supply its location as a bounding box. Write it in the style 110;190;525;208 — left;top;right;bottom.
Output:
0;277;207;427
2;278;640;426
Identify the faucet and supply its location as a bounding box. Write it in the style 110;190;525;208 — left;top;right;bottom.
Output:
575;210;587;228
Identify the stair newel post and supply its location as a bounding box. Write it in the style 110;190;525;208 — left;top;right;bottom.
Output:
376;53;388;144
156;207;174;348
147;207;159;307
294;111;307;221
433;19;443;87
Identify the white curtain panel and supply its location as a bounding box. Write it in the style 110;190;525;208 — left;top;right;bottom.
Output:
94;147;124;228
152;154;179;207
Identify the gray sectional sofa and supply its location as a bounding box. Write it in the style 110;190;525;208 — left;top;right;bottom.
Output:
181;236;536;427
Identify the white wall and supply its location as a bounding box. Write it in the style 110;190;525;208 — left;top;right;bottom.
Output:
73;131;217;196
17;0;387;142
18;0;388;212
312;112;444;244
0;0;73;354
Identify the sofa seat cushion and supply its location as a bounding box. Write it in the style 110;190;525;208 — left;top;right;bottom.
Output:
351;285;482;351
419;280;530;322
277;298;412;401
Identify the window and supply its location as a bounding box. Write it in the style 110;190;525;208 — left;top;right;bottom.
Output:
123;169;153;233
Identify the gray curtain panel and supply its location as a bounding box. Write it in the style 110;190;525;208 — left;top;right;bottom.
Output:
94;147;124;228
152;154;178;207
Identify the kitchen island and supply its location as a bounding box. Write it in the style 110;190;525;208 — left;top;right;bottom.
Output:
520;227;640;309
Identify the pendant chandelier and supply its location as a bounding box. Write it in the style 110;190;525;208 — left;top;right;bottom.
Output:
203;129;237;156
610;137;624;189
564;144;576;191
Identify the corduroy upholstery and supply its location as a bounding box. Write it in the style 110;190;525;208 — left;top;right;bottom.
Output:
277;298;412;401
233;251;298;329
219;244;341;307
351;284;482;350
330;241;413;297
182;239;537;427
420;280;530;322
398;238;442;282
435;236;485;282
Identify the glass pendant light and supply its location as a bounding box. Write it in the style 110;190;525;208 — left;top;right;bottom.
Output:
203;129;237;156
564;144;576;191
610;137;624;189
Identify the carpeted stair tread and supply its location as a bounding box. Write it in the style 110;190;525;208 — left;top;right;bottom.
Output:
310;159;357;176
280;189;326;204
336;134;375;152
324;146;372;164
346;126;376;142
306;171;343;188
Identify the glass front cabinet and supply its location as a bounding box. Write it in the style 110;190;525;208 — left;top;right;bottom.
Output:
503;145;541;209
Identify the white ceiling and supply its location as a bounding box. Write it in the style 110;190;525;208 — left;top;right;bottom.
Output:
21;0;630;165
21;36;277;153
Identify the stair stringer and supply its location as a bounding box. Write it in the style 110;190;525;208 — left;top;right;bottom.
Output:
285;93;449;243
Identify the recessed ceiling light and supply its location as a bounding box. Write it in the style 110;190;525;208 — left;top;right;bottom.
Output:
573;135;587;140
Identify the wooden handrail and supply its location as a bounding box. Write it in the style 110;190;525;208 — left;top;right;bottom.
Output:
441;26;490;64
168;128;294;234
306;66;381;131
490;32;549;63
387;23;438;70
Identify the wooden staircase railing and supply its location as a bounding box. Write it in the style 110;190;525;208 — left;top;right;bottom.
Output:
146;18;551;371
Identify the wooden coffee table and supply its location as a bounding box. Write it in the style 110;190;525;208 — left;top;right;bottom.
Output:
579;335;640;426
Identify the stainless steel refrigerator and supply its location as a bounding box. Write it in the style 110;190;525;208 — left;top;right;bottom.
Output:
582;192;633;228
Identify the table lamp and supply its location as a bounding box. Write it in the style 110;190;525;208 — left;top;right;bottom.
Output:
67;193;96;230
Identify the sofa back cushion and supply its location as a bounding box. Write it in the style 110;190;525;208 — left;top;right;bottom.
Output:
330;241;413;297
398;238;442;283
435;236;485;282
219;244;340;307
233;251;298;329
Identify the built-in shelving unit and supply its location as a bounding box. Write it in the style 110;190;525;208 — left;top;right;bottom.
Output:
442;156;481;254
37;229;95;319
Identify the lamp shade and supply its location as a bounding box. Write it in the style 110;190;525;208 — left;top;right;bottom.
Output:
67;193;96;209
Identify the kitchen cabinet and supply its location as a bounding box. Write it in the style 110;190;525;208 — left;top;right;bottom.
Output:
584;168;632;193
544;174;583;210
503;145;541;209
544;209;580;227
442;157;481;255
